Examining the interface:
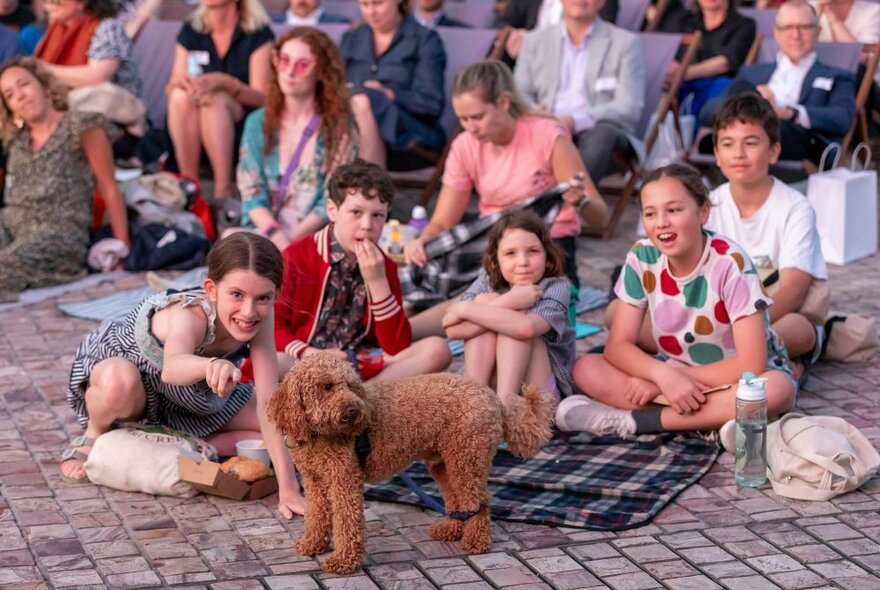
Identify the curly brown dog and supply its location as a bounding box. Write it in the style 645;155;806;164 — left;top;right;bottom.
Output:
267;353;553;575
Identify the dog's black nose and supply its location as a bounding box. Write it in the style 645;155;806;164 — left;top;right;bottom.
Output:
342;405;360;422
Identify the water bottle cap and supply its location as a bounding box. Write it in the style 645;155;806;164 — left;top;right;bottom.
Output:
737;372;768;401
411;205;427;220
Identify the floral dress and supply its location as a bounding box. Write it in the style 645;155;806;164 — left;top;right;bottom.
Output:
237;108;357;234
0;111;106;302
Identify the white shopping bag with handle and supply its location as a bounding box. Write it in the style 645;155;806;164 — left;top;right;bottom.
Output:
807;143;878;265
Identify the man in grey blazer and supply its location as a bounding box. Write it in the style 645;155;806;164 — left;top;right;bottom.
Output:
514;0;645;184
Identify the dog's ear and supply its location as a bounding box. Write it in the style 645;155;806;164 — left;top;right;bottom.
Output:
267;372;311;444
347;375;375;426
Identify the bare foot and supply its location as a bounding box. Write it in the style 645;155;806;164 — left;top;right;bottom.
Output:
60;444;92;481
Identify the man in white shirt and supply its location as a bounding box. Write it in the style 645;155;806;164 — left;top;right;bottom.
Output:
271;0;350;26
497;0;618;59
706;93;828;371
700;0;855;164
513;0;644;185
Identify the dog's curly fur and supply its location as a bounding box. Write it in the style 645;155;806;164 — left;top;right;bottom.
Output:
267;353;553;574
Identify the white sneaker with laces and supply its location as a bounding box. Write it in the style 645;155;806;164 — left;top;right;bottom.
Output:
555;396;637;437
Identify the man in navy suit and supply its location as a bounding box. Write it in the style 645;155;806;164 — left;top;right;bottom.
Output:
272;0;351;26
414;0;470;28
700;0;855;164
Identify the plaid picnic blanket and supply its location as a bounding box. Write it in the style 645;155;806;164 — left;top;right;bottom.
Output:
364;431;720;530
399;187;566;310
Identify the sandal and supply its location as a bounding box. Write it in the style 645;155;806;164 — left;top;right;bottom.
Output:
60;435;95;482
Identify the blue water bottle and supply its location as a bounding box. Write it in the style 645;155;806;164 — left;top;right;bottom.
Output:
735;372;768;487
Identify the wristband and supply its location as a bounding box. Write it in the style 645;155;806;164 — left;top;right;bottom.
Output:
262;222;281;238
574;193;591;209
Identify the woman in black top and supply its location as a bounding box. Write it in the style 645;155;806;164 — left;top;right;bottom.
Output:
665;0;756;121
166;0;274;201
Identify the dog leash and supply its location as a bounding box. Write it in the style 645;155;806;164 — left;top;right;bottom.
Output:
359;431;485;521
398;471;486;521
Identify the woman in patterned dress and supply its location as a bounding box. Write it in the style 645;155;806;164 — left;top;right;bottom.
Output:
64;233;306;518
0;57;129;302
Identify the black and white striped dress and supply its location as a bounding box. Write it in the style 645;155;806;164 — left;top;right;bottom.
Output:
67;289;252;438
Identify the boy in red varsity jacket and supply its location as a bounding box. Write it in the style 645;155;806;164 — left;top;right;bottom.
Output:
275;159;451;380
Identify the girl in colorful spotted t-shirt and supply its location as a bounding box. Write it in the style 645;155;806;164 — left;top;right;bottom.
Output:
558;164;795;437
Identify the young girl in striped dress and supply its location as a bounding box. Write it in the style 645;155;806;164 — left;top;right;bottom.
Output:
63;233;305;518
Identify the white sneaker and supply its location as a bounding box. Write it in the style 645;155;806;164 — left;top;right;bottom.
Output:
555;396;637;437
719;419;736;454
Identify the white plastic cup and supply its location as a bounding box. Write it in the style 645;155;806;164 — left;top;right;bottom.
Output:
235;439;271;467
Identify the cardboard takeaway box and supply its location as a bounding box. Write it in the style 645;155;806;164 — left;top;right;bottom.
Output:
177;456;278;500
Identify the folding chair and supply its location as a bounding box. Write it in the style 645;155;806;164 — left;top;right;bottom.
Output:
842;43;880;152
445;2;496;28
739;7;778;38
589;31;702;239
322;1;363;22
645;0;669;32
617;0;651;32
133;20;184;126
269;22;352;45
159;1;197;21
738;8;777;66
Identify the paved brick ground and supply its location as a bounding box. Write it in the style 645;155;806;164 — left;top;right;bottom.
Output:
1;203;879;589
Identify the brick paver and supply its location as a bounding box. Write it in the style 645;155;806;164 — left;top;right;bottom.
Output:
1;202;878;588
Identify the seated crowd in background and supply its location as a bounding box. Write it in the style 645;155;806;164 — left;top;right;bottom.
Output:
701;1;856;164
0;0;861;511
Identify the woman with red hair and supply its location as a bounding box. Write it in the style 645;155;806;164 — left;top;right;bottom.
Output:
236;27;358;250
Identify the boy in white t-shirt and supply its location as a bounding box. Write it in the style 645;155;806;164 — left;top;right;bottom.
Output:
706;93;828;375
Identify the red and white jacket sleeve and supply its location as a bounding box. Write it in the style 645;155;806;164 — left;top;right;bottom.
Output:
369;257;412;355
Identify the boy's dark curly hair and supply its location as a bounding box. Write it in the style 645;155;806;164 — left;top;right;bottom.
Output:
327;158;395;206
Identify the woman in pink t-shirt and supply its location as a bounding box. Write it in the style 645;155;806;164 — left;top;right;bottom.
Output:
404;61;608;293
405;60;607;338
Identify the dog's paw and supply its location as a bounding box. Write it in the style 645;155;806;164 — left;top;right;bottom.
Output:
322;552;360;575
295;536;329;557
430;518;463;542
461;525;492;555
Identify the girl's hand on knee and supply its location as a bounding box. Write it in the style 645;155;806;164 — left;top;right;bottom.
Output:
657;369;707;415
624;376;660;406
206;358;241;397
